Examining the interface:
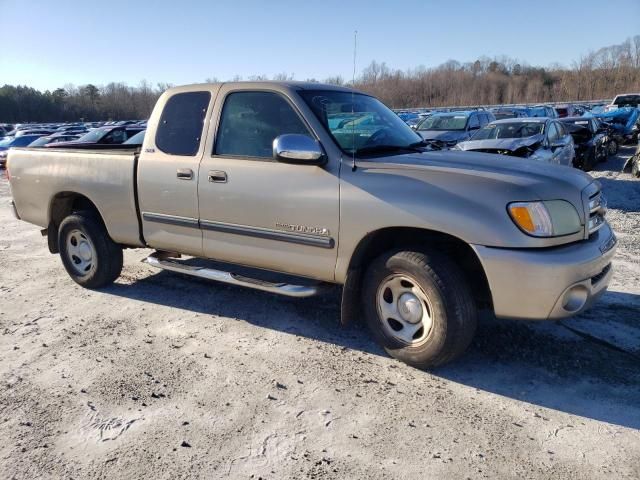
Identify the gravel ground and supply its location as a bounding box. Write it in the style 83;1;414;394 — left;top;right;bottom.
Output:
1;149;639;479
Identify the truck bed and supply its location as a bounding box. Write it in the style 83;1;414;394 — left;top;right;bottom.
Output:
7;147;143;247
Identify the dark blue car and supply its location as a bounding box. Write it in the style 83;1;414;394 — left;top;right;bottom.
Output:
0;134;47;167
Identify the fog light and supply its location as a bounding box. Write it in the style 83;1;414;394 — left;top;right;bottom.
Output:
561;285;589;312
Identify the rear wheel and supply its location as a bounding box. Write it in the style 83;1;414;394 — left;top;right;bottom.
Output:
362;249;477;369
608;139;618;156
58;212;123;288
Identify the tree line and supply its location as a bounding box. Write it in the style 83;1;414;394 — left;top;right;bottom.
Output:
1;36;639;122
353;35;640;108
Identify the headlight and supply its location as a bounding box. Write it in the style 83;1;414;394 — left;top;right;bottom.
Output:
508;200;581;237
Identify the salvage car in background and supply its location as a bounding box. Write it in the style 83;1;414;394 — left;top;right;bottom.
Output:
596;119;620;156
28;133;83;147
528;105;559;118
415;110;495;149
455;118;575;166
554;104;578;118
47;126;144;148
0;134;48;167
489;107;529;120
122;129;145;146
560;117;607;171
605;93;640;112
591;107;640;144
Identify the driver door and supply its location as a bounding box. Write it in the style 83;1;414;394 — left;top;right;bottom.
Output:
197;87;340;282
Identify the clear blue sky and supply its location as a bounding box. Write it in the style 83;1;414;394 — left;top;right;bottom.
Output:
1;0;638;91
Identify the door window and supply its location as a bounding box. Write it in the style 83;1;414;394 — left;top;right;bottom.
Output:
468;114;480;130
156;91;211;156
215;91;310;158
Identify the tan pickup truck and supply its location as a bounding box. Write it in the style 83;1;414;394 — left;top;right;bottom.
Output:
6;82;617;368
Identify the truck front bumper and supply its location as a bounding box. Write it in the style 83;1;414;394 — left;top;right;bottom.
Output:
472;222;617;320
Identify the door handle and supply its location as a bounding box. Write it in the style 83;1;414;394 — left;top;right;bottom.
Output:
177;168;193;180
208;170;227;183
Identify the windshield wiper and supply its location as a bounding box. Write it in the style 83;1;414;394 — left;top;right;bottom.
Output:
354;143;425;156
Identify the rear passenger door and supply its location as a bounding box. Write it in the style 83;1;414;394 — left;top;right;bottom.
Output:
197;86;340;282
138;88;217;256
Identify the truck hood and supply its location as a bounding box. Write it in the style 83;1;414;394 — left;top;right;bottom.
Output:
358;149;594;201
456;134;544;153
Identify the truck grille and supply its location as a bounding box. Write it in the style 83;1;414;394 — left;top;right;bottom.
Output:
587;187;606;237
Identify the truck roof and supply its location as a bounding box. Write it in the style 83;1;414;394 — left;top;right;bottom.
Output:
164;81;359;95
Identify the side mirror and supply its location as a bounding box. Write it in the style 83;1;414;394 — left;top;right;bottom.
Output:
273;134;326;165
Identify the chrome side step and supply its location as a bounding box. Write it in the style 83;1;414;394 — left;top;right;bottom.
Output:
143;252;321;298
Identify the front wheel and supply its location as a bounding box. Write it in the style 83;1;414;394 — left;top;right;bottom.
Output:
362;250;477;369
58;212;123;288
608;139;618;156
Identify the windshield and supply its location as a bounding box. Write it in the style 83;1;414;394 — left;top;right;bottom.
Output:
76;129;107;143
471;122;544;140
417;114;468;131
299;90;422;155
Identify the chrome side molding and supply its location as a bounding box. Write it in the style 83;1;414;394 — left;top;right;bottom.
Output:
143;252;322;298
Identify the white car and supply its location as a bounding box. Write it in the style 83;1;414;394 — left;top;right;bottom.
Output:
604;93;640;112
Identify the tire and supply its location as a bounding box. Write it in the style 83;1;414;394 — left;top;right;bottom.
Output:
58;211;123;288
608;139;618;156
582;149;595;172
362;249;477;369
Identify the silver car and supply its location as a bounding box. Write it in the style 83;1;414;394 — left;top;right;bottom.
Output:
456;118;575;166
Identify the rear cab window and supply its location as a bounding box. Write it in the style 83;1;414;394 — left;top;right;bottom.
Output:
156;91;211;156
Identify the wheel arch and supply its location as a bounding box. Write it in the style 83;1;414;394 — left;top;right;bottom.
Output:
47;192;108;253
340;227;492;324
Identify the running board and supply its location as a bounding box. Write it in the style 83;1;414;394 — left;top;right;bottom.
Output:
143;252;322;298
